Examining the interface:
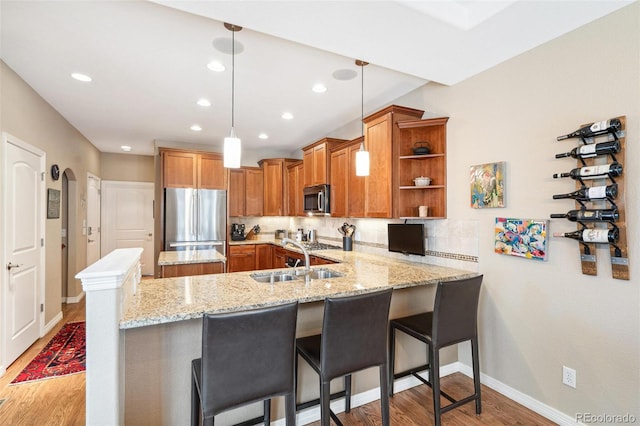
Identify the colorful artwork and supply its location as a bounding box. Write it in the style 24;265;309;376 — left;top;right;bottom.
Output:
470;162;505;208
495;217;548;261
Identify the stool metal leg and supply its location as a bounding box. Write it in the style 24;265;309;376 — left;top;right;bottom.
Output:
430;346;441;426
263;399;271;425
389;325;396;396
320;380;331;426
379;364;390;426
285;389;296;425
191;373;199;426
344;374;352;412
472;336;482;414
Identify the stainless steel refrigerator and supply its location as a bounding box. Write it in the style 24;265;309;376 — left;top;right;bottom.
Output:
164;188;226;254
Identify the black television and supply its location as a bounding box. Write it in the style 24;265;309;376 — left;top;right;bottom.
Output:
388;223;426;256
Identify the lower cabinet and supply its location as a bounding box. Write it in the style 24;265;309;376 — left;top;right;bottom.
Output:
228;245;257;272
255;244;273;270
161;262;224;278
231;243;336;272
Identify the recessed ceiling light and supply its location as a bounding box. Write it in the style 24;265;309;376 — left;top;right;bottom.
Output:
332;69;357;81
207;61;225;72
120;145;132;152
258;133;269;140
190;124;202;131
312;83;327;93
71;72;92;82
281;112;294;120
197;98;211;107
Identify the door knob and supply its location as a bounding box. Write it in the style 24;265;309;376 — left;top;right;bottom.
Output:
7;262;22;271
148;233;153;237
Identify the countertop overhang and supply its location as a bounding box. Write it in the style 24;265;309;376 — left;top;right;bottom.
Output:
124;248;477;329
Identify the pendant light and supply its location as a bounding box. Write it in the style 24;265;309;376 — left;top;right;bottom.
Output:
223;23;242;168
355;59;370;176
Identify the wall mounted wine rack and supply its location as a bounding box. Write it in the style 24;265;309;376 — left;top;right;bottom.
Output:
551;116;629;280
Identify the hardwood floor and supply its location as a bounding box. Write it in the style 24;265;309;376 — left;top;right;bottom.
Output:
0;299;86;426
0;298;555;425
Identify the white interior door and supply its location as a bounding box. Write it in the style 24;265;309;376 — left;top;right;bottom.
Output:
2;133;45;369
101;181;154;275
86;174;101;265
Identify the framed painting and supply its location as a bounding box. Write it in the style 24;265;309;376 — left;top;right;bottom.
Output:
470;161;505;208
47;188;61;219
495;217;548;261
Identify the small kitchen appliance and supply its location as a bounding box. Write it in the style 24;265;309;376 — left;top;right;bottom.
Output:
231;223;246;241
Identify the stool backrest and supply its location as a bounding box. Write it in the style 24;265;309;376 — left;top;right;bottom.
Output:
201;301;298;417
320;289;393;381
432;275;483;349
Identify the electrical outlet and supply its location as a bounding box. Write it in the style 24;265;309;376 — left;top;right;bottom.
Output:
563;366;576;388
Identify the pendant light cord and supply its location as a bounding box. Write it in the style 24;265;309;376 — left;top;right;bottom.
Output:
361;62;364;137
231;26;235;129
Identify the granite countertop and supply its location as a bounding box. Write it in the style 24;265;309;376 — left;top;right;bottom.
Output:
122;249;477;329
158;249;226;266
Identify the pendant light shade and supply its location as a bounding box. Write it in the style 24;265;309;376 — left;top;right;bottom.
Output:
355;142;370;176
223;23;242;168
355;59;369;176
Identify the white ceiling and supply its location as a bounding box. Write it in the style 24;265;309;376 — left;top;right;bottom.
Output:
0;1;632;157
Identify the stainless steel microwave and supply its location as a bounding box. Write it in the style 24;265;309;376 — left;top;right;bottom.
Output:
303;184;330;215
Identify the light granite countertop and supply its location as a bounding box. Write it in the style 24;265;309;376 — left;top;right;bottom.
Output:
122;249;477;329
157;249;226;266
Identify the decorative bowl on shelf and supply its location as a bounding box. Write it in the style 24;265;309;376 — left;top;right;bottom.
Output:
413;176;431;186
412;141;430;155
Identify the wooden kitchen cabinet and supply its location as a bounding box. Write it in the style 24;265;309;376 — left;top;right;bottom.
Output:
286;161;304;216
259;158;298;216
161;149;226;189
255;244;273;270
272;246;287;269
161;262;224;278
228;167;263;217
330;137;365;218
302;138;347;187
227;245;257;272
362;105;424;218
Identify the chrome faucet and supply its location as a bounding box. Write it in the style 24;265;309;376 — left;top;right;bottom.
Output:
282;238;311;282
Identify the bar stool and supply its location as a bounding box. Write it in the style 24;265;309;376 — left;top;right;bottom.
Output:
191;301;298;426
389;275;483;426
296;289;393;426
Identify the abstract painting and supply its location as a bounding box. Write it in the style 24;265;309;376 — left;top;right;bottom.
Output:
495;217;548;261
470;162;505;208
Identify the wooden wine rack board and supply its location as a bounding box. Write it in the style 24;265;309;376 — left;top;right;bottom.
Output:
568;116;629;280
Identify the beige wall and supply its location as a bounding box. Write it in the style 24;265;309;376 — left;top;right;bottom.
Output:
1;61;101;325
396;4;639;420
101;152;154;182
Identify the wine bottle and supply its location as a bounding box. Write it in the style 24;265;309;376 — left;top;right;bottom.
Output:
555;140;620;159
557;118;621;141
550;208;619;222
553;228;619;243
552;162;623;180
552;183;618;201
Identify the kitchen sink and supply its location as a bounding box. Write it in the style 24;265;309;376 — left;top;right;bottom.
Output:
250;272;298;283
308;268;344;280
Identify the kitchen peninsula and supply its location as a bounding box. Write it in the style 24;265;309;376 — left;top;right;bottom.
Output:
78;247;478;425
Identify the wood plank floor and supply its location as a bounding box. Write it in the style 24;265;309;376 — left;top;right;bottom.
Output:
0;299;555;425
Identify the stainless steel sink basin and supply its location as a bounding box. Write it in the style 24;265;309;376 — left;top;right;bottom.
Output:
308;268;344;280
250;272;298;283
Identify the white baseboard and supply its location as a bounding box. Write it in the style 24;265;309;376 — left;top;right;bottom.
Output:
64;291;85;304
272;362;578;426
43;311;63;336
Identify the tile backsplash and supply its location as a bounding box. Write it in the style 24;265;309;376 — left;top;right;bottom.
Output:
231;216;479;272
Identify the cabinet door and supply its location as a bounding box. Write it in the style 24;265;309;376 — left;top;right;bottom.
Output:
330;148;347;217
228;245;256;272
245;168;264;217
364;114;393;218
262;160;284;216
303;149;314;187
348;143;365;217
312;144;327;185
198;153;226;189
255;244;273;270
201;262;224;274
272;247;287;269
286;165;299;217
228;169;246;217
295;164;305;216
163;151;197;188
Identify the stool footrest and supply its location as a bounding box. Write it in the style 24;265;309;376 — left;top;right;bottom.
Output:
392;365;458;404
296;390;346;411
440;393;480;414
234;415;267;426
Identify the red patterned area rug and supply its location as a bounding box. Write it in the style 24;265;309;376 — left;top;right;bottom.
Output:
10;321;85;384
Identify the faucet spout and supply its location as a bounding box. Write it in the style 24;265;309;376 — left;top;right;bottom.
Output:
281;238;310;274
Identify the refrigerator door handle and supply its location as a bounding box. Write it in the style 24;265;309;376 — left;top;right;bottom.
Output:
191;191;197;238
169;241;224;248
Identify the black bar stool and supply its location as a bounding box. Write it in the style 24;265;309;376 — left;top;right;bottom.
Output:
191;302;298;426
295;289;393;426
389;275;483;426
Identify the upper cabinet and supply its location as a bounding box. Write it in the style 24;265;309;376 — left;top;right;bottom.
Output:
229;167;263;217
330;138;364;218
161;149;226;189
362;105;424;218
286;161;304;216
302;138;347;187
259;158;299;216
395;117;449;219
